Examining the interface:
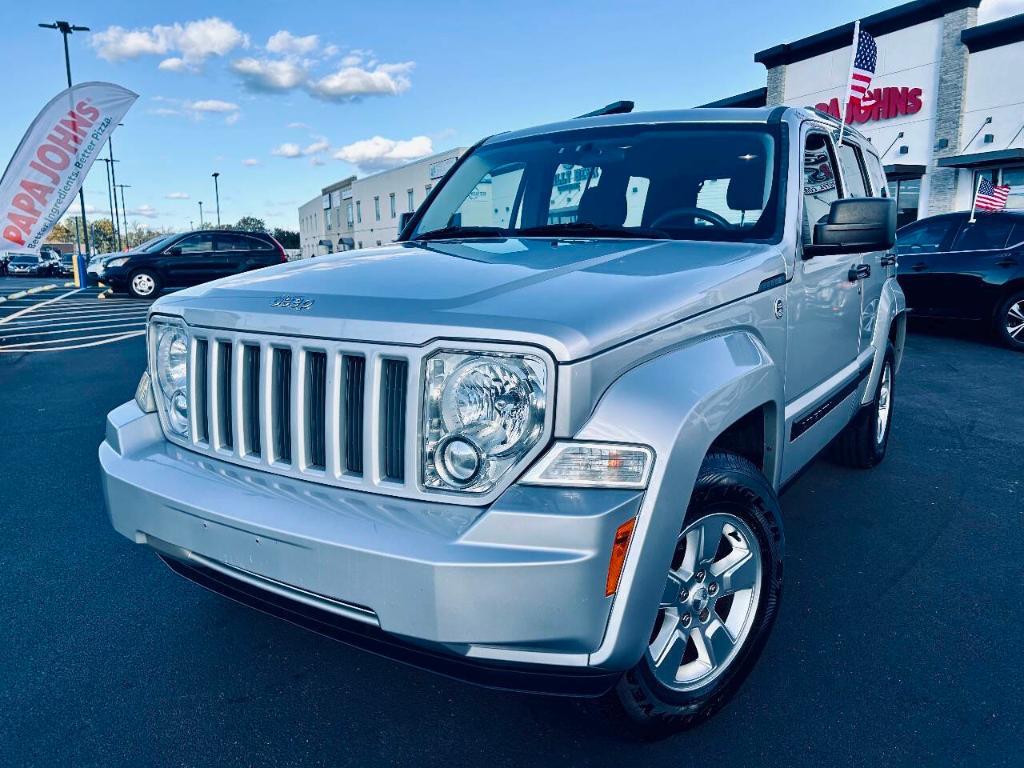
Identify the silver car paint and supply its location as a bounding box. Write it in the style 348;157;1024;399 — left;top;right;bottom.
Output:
101;107;906;675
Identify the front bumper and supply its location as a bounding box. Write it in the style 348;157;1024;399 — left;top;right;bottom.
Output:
100;400;643;695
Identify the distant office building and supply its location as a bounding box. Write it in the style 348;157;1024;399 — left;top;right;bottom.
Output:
298;195;325;259
321;176;357;253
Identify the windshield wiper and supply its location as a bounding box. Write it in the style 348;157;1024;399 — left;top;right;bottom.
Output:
514;222;670;240
412;225;507;241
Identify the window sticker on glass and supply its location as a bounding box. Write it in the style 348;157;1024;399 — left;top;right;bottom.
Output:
804;148;837;195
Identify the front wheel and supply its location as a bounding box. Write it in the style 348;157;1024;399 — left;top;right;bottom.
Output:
603;452;784;738
127;270;161;299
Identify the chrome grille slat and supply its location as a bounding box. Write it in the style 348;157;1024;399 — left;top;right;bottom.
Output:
170;330;554;506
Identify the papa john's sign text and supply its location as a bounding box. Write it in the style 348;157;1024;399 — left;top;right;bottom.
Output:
814;86;923;125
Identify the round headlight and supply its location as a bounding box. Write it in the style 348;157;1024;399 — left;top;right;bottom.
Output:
435;435;481;486
168;390;189;434
439;358;540;458
156;328;188;399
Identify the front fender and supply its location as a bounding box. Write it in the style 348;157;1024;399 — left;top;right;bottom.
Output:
862;277;906;405
576;331;783;669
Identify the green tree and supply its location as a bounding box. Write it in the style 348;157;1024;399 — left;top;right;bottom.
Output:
272;228;299;249
234;216;267;232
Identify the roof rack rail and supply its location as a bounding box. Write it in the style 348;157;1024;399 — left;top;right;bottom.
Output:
574;100;634;119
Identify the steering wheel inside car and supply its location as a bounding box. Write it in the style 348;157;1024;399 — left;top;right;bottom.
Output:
649;206;734;230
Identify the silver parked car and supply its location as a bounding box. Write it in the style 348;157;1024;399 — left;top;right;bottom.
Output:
101;105;904;736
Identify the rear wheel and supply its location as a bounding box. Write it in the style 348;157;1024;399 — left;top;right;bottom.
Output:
128;270;160;299
831;343;895;468
995;291;1024;351
603;452;784;738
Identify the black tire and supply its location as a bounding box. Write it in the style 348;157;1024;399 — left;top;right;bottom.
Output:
127;269;161;299
831;342;896;468
994;290;1024;352
602;452;784;739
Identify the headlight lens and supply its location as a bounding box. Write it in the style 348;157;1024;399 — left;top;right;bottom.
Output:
105;257;129;268
150;319;190;437
423;350;547;494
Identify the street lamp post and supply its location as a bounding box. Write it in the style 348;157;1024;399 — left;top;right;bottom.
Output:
99;158;118;249
39;20;91;256
116;184;131;248
107;131;124;250
212;172;221;226
199;201;204;228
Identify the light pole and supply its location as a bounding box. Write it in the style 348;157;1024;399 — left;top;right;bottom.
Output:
108;129;125;250
212;172;221;226
198;201;204;228
99;158;118;249
116;184;131;248
39;19;91;255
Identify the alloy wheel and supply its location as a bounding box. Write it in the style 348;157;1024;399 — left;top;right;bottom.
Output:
876;362;892;445
646;512;763;692
1006;300;1024;341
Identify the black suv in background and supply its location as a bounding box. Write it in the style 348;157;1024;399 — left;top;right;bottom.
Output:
896;210;1024;350
97;229;288;298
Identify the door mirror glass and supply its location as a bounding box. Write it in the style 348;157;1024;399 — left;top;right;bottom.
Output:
804;197;896;257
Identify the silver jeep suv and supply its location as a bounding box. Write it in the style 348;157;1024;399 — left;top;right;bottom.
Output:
101;106;905;735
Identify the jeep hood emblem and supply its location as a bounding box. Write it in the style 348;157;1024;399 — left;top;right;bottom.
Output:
271;295;315;311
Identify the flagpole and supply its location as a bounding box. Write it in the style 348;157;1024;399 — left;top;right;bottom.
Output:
837;20;860;148
969;173;983;223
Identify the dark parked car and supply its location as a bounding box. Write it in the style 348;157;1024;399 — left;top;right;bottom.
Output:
6;253;51;277
98;230;288;298
57;253;76;277
896;210;1024;350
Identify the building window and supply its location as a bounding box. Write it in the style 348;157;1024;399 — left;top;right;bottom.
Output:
374;196;381;221
347;202;354;227
887;178;921;229
356;201;362;223
325;209;332;230
389;192;396;218
407;188;414;212
975;167;1024;210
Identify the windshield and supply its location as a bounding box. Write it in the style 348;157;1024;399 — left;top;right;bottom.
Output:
11;256;38;264
139;234;178;253
61;255;74;263
409;124;781;243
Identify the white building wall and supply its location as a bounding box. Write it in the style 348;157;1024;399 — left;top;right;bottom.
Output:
351;149;466;248
298;195;324;260
781;19;944;205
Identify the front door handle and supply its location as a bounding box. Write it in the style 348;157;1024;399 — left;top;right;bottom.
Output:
910;262;928;272
996;258;1017;268
880;254;897;267
848;264;871;282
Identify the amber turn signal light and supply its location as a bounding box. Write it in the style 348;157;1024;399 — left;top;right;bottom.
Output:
605;517;637;596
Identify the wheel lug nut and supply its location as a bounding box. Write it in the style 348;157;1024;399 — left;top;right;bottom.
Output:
708;583;718;596
695;570;706;582
699;608;710;623
679;587;688;601
681;613;692;627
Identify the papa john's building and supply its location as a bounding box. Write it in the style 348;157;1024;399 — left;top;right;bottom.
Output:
703;0;1024;227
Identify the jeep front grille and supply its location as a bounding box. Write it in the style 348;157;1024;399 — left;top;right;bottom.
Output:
186;331;415;494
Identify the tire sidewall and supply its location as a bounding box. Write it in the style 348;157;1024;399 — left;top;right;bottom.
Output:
869;347;897;462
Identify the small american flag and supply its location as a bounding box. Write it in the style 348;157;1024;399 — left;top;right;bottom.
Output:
976;178;1011;212
849;29;878;106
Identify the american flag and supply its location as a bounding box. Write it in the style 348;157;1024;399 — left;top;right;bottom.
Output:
975;178;1011;212
849;29;878;106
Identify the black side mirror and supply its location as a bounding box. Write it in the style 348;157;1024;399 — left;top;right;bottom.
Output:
398;211;414;235
804;197;896;258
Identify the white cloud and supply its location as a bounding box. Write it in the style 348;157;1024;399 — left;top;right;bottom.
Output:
272;143;303;158
310;157;327;167
979;0;1024;22
128;205;159;219
242;158;261;166
266;30;319;56
309;61;414;102
92;18;248;68
303;138;330;155
340;53;363;67
165;192;190;200
333;135;433;173
287;121;309;129
187;99;239;113
231;57;307;92
150;98;241;124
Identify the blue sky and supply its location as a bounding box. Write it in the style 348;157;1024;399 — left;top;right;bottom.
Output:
3;0;1020;232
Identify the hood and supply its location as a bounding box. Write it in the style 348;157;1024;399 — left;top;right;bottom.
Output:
153;238;787;361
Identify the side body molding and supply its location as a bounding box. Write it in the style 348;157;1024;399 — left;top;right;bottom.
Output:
574;331;785;669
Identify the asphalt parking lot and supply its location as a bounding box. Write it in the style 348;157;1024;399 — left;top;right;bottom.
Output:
1;297;1022;767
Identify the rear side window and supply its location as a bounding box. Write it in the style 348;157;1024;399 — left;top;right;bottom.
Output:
215;234;249;251
837;143;870;198
246;236;274;250
177;235;214;254
896;218;956;253
951;218;1016;252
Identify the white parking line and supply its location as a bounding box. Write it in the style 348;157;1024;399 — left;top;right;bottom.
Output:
0;311;149;331
0;328;147;350
0;320;147;338
2;305;150;322
0;289;79;325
